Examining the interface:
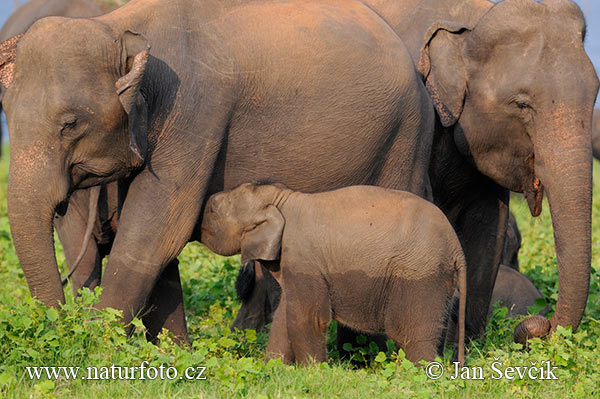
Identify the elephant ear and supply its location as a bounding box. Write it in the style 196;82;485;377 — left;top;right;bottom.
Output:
115;30;151;161
0;34;23;96
240;205;285;264
418;22;469;127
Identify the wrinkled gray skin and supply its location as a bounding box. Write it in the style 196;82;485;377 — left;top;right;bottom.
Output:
201;183;467;365
593;108;600;160
357;0;599;341
2;0;434;340
0;0;104;157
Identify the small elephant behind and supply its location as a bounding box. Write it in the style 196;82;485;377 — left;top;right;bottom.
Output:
201;183;466;365
492;265;547;318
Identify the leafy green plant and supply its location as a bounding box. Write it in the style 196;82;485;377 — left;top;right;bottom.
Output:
1;148;600;398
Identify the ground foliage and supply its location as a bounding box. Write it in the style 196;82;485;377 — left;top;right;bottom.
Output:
0;147;599;398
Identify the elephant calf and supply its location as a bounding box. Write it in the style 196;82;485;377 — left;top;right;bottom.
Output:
201;183;467;365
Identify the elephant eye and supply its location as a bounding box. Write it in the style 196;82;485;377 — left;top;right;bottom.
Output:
510;94;534;112
60;118;78;134
516;102;532;110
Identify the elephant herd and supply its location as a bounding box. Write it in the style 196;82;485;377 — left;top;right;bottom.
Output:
0;0;598;364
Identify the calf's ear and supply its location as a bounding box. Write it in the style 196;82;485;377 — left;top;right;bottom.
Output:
115;30;151;161
241;206;285;264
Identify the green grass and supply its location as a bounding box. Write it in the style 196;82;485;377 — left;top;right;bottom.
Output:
1;145;600;399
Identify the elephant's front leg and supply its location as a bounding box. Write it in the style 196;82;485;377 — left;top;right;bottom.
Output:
142;259;190;345
449;183;510;339
97;165;211;326
285;275;331;365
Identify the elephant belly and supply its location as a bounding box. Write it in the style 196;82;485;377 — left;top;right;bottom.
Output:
221;130;392;193
326;270;401;334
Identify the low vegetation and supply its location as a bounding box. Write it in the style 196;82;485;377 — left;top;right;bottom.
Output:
0;148;599;398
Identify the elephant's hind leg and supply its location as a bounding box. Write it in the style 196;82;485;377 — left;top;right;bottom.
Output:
385;278;451;363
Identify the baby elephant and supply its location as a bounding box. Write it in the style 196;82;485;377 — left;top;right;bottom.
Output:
201;183;466;365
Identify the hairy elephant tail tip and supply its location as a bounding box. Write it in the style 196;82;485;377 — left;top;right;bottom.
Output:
235;260;256;302
514;315;551;347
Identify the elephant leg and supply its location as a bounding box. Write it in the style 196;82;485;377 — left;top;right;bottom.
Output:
450;184;510;339
95;92;232;324
141;259;190;345
97;140;223;325
385;280;450;363
265;287;294;364
285;277;331;365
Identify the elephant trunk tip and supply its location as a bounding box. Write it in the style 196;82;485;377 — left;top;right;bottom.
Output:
514;315;551;347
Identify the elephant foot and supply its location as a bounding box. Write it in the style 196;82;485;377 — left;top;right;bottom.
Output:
514;315;551;347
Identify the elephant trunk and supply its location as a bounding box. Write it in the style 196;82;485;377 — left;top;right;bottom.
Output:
516;109;592;340
7;156;69;307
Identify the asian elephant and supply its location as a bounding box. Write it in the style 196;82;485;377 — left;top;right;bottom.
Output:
593;108;600;160
201;183;467;365
0;0;110;158
354;0;599;341
2;0;435;335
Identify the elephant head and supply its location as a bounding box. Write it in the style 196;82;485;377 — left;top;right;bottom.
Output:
0;17;151;306
419;0;599;337
202;183;288;331
201;183;287;264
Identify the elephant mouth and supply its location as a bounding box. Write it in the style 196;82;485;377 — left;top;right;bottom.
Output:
523;154;543;217
524;175;543;217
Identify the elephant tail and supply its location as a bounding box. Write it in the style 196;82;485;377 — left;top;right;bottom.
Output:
61;185;101;286
454;248;467;366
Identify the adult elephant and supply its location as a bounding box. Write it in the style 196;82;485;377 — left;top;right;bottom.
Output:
1;0;434;335
593;108;600;160
0;0;106;158
360;0;599;340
